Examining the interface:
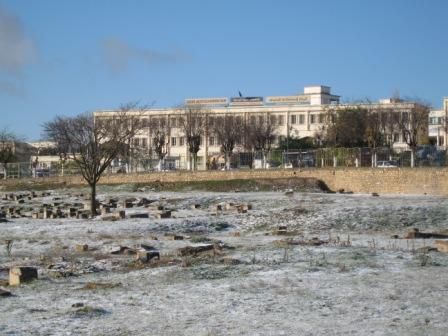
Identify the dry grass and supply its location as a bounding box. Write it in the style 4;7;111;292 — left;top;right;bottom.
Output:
81;282;121;290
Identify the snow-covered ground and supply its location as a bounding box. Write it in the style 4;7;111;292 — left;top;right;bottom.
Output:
1;189;448;335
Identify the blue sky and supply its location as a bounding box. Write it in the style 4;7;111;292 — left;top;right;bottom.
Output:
1;0;447;140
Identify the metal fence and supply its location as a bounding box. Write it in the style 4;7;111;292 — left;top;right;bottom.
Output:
1;145;446;179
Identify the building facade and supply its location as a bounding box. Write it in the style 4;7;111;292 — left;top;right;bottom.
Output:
94;85;430;170
428;98;448;149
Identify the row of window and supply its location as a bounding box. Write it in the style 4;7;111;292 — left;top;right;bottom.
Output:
429;117;445;125
142;114;328;128
133;137;187;148
141;114;290;128
290;114;325;125
132;136;284;148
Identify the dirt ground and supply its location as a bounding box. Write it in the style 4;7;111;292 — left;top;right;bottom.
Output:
1;187;448;335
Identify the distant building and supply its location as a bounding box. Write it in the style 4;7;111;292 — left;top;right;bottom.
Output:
94;85;430;170
27;141;63;170
428;98;448;149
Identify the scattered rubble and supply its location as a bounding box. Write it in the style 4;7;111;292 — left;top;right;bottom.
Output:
9;267;38;286
435;240;448;253
111;246;137;255
405;228;448;239
164;233;184;240
75;244;89;252
0;288;12;297
274;237;329;247
136;249;160;263
177;244;216;257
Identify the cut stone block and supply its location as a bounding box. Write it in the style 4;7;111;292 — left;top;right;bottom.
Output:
75;244;89;252
9;267;38;286
225;203;235;210
155;210;171;219
165;234;184;240
436;240;448;253
115;210;126;219
77;211;90;219
42;209;52;219
405;228;448;239
135;250;160;262
0;288;12;297
100;207;110;215
129;213;149;219
101;215;119;221
111;246;136;255
177;244;215;257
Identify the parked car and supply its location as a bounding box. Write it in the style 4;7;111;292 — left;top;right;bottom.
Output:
35;168;50;177
265;160;281;169
376;160;398;168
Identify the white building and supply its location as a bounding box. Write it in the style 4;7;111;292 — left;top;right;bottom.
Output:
428;98;448;149
94;85;429;170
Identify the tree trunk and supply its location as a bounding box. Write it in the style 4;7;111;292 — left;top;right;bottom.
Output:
371;151;377;168
90;182;97;217
410;149;415;168
225;152;230;170
193;152;198;171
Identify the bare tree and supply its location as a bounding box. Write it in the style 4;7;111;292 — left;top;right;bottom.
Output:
149;116;170;171
43;103;145;216
365;109;386;167
397;102;430;167
210;114;244;170
324;107;368;148
179;105;207;171
245;114;278;168
0;129;19;179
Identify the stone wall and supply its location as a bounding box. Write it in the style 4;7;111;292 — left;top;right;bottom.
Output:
2;168;448;196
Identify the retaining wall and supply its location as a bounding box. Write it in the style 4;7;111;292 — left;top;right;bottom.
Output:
1;168;448;196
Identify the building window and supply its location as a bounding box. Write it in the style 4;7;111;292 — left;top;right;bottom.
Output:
291;115;297;124
133;138;139;147
310;115;316;124
142;118;149;128
209;117;215;126
141;138;147;148
179;137;184;146
171;137;177;146
278;115;284;126
318;114;325;123
170;117;177;127
209;137;215;146
299;114;305;124
393;133;400;142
